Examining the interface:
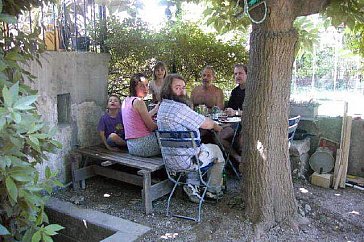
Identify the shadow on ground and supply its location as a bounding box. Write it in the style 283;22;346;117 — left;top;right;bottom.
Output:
52;175;364;241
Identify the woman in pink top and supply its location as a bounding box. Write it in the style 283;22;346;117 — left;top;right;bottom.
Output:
122;73;160;157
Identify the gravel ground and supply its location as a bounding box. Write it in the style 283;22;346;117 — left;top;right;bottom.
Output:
53;174;364;241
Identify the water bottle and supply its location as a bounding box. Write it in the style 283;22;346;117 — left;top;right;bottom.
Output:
212;106;220;120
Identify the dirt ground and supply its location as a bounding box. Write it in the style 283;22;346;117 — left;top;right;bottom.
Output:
53;174;364;242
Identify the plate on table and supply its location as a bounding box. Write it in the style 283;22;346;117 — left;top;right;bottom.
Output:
220;117;241;123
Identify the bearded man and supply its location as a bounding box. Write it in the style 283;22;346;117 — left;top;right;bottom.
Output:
157;74;225;202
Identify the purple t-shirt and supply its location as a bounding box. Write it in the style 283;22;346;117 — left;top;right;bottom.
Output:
97;111;125;139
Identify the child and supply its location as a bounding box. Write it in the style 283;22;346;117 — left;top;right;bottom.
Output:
97;95;126;151
149;61;167;103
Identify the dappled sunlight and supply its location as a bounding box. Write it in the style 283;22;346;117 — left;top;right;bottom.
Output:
349;211;360;215
103;193;111;198
299;188;309;193
334;193;341;196
256;140;267;160
82;219;88;229
160;232;178;239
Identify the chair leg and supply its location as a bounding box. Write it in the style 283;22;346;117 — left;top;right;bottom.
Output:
166;174;182;217
197;185;209;222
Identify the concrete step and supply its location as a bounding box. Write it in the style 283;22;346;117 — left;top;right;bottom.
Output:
46;197;150;242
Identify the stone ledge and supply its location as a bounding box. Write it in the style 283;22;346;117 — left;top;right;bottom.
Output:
46;197;150;242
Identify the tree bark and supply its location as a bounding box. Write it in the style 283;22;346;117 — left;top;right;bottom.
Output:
241;1;300;231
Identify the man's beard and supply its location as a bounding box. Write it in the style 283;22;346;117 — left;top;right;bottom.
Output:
169;93;193;108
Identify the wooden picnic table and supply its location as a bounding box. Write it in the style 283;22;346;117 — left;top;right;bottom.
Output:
71;145;172;214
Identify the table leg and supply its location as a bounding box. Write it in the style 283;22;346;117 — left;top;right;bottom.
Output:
140;170;152;214
213;126;241;179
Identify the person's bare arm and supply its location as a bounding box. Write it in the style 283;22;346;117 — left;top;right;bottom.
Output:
133;98;158;131
148;102;159;117
200;117;222;132
216;88;225;110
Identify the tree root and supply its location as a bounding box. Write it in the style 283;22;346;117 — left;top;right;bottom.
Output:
249;214;311;241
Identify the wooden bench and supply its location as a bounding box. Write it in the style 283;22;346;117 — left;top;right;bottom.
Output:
70;145;173;214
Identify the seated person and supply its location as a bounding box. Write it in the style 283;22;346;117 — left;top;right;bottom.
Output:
97;94;126;151
191;66;224;110
191;66;225;144
122;73;160;157
157;73;225;202
225;63;247;116
221;63;248;163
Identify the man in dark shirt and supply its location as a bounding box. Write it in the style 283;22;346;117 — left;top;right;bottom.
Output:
225;64;247;116
220;63;248;164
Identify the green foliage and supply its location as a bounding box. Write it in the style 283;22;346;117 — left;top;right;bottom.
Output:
203;0;251;34
1;0;64;241
344;24;364;57
325;0;364;29
296;48;334;83
105;17;248;97
202;0;364;57
294;16;331;59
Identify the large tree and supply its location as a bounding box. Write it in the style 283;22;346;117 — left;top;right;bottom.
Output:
193;0;364;237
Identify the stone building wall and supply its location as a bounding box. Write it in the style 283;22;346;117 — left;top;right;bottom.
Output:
24;51;110;182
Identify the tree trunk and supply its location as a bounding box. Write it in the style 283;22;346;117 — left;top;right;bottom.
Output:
241;1;299;232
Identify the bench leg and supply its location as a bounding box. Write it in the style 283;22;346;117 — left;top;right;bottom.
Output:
140;170;152;214
71;152;83;190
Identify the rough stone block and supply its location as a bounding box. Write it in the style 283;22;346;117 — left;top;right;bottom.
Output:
291;153;310;179
310;172;333;188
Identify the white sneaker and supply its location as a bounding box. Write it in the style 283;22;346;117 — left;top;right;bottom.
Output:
183;184;202;204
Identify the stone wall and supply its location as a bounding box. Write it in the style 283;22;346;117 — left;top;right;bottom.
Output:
24;52;110;182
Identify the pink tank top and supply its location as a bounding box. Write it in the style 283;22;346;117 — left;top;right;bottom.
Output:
122;97;151;139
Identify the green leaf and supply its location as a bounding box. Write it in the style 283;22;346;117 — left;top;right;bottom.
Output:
26;186;43;192
10;111;21;123
0;72;8;82
44;224;64;235
5;177;18;202
32;230;41;242
31;133;48;139
1;156;12;168
45;166;51;179
43;212;49;224
53;180;65;188
5;49;21;61
28;123;45;134
29;135;40;146
0;224;10;235
10;173;33;182
34;172;39;184
2;86;13;107
36;209;43;225
0;59;7;72
50;140;62;149
42;234;53;242
9;81;19;99
0;117;6;130
13;95;37;110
